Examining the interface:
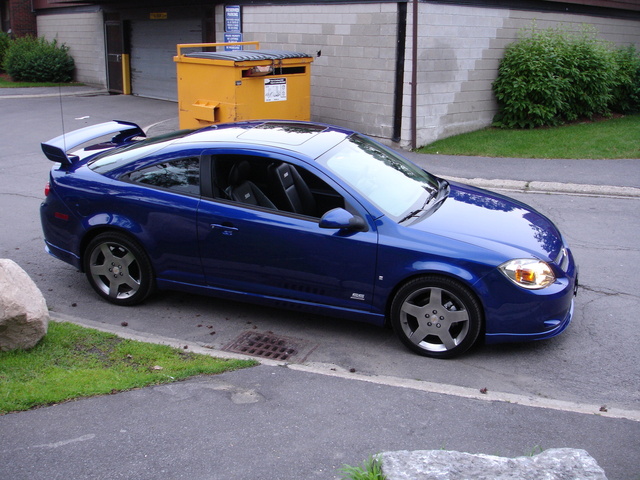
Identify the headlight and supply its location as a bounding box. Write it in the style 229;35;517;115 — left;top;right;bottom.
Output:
499;259;556;289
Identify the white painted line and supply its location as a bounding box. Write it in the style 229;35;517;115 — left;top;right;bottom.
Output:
142;119;176;134
33;434;96;449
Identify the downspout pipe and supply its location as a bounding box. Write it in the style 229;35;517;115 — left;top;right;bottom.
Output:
411;0;418;149
392;1;407;143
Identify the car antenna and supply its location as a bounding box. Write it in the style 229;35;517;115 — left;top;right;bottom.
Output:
58;84;67;152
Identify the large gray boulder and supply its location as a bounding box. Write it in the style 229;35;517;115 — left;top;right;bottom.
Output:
380;448;607;480
0;259;49;352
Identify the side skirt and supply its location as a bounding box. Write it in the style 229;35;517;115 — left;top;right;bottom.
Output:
156;278;387;326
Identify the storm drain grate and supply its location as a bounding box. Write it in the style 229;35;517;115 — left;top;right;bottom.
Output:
224;331;314;361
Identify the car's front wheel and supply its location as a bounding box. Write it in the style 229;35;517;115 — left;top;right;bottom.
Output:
84;232;154;306
390;276;482;358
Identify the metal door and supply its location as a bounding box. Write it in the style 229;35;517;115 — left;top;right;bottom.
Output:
105;21;124;94
129;19;202;101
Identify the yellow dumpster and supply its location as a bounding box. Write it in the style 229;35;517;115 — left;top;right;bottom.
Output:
174;42;314;129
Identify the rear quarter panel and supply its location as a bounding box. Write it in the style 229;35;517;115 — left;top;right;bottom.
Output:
43;165;204;286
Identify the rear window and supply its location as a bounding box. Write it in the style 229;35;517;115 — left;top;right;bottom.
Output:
126;157;200;195
88;130;194;174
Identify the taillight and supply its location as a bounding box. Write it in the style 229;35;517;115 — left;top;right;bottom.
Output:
44;182;51;197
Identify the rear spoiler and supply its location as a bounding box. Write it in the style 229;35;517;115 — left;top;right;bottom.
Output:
41;120;146;166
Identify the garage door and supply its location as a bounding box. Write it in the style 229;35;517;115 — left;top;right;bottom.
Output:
130;19;202;101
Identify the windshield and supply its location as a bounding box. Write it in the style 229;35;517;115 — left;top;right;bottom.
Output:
87;129;195;174
318;134;439;221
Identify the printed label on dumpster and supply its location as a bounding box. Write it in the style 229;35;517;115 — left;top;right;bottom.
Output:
264;78;287;102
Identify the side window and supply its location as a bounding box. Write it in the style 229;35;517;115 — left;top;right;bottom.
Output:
128;157;200;195
213;154;345;218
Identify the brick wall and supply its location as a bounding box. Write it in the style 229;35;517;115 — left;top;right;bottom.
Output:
8;0;36;37
37;10;106;87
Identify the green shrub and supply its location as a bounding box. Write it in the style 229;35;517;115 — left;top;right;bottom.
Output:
492;24;619;128
492;27;568;128
4;36;74;82
0;32;11;72
558;28;616;122
610;45;640;113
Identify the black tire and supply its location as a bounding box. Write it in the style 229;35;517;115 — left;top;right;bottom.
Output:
83;232;154;306
390;275;482;358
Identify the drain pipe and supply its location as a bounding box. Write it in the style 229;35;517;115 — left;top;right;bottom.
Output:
411;0;419;149
392;2;407;143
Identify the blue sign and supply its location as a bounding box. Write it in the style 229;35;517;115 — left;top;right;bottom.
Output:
225;5;242;33
224;33;244;51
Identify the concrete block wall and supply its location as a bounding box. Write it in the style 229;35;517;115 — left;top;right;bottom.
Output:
408;4;509;147
220;2;400;140
410;3;640;147
37;9;106;87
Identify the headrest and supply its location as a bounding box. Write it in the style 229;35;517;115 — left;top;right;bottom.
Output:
276;163;295;188
228;160;251;185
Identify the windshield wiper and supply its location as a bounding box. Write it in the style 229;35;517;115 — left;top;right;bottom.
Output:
399;187;439;224
401;181;445;223
399;208;423;224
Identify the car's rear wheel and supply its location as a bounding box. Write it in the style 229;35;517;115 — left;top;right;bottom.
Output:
390;276;482;358
84;232;154;306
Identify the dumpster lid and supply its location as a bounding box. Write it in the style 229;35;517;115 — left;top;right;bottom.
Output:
184;49;312;62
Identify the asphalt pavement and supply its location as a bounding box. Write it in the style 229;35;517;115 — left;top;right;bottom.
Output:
1;85;639;480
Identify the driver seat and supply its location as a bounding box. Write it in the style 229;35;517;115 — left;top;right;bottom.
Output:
269;162;316;216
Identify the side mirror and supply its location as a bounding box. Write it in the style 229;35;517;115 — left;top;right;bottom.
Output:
319;208;367;231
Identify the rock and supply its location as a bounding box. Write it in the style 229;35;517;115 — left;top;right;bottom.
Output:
380;448;608;480
0;259;49;352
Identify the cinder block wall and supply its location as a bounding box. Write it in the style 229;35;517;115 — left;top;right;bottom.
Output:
37;9;106;87
411;3;640;147
222;2;400;141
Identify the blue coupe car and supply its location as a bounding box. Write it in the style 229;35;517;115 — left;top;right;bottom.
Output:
40;120;578;358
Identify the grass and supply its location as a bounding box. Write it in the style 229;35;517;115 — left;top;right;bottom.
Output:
340;456;387;480
0;321;257;414
418;114;640;159
0;74;83;88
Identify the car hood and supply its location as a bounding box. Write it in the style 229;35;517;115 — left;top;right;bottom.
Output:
409;181;564;262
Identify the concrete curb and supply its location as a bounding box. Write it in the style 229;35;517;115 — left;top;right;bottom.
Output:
0;87;109;99
50;313;640;423
445;176;640;198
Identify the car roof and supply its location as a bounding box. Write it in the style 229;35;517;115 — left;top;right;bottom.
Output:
174;120;354;159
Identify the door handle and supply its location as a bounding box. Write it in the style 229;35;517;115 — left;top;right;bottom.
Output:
211;223;239;236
